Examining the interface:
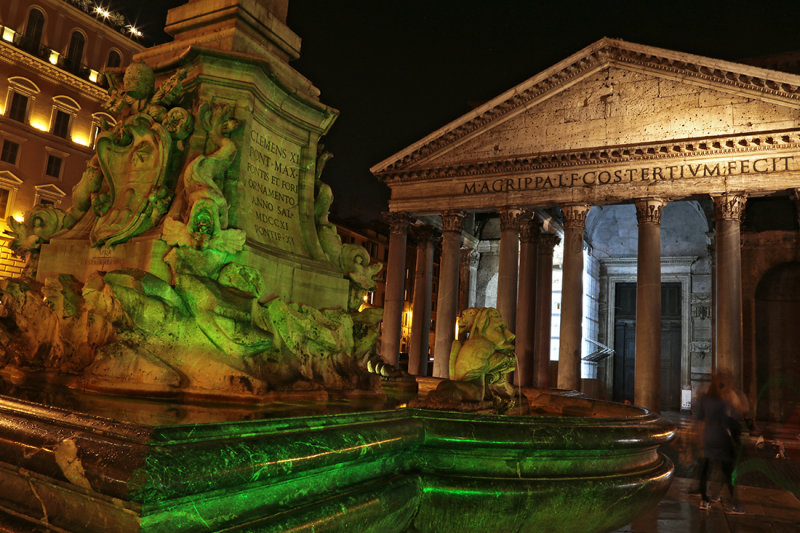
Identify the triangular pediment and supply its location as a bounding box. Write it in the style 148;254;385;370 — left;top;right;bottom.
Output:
34;184;66;196
372;38;800;178
0;171;23;187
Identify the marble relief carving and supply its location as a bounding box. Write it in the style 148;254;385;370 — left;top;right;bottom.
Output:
383;211;412;235
415;307;524;412
1;62;385;398
518;209;539;243
561;204;591;228
712;193;747;220
441;210;467;232
635;198;666;225
538;232;561;250
498;207;521;231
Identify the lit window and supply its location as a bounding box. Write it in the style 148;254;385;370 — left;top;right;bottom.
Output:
8;92;29;123
5;78;39;125
0;187;9;216
33;184;66;207
1;141;20;165
0;171;22;220
90;112;114;148
52;109;71;138
45;155;62;178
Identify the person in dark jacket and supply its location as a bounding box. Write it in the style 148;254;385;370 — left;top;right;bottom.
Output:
695;372;743;513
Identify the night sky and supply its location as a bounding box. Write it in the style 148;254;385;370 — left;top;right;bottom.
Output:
109;0;800;226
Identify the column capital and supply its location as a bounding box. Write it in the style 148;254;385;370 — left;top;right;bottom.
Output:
635;198;666;225
561;204;591;228
410;223;438;244
441;210;467;233
499;207;522;231
382;211;412;234
538;232;561;251
460;246;475;262
712;193;747;221
518;210;540;243
469;249;480;269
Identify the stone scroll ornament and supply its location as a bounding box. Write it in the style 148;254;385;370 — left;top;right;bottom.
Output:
8;62;189;251
0;62;387;396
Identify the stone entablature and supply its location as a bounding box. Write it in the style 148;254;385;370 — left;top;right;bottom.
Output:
382;144;800;213
378;130;800;184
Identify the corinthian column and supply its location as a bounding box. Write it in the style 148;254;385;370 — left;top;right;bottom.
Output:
514;210;538;386
432;211;467;378
408;224;437;376
497;208;521;327
381;211;411;366
558;204;590;391
713;193;746;389
634;198;666;411
535;232;560;388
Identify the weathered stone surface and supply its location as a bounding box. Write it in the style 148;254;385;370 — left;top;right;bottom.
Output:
1;11;384;398
373;38;800;213
0;387;675;533
420;308;521;411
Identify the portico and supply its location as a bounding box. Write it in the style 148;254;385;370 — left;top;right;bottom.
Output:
372;38;800;412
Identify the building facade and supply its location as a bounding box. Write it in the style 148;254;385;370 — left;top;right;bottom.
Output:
0;0;142;277
373;38;800;419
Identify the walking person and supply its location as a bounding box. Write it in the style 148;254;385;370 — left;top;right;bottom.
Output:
695;372;744;513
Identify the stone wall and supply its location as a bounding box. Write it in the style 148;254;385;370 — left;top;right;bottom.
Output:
0;238;24;279
741;230;800;405
475;240;499;308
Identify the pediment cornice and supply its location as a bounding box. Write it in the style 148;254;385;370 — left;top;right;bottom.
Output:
372;38;800;178
380;128;800;183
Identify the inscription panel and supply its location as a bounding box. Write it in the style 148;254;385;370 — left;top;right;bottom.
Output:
461;156;794;195
387;150;800;212
239;118;306;256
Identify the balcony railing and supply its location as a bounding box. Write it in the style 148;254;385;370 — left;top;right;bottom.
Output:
1;26;101;86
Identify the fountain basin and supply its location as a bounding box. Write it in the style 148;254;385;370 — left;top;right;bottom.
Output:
0;385;674;532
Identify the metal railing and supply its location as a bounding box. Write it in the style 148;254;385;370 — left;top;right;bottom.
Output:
582;339;614;363
1;26;101;86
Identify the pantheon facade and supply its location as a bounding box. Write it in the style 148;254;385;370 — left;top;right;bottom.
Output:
371;38;800;419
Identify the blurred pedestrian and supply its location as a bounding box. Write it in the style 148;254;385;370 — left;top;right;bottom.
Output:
695;372;744;513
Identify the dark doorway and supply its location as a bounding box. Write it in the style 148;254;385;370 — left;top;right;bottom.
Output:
613;282;682;410
613;283;636;404
755;262;800;423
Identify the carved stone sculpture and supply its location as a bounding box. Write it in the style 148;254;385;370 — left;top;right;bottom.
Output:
0;60;385;399
416;307;526;412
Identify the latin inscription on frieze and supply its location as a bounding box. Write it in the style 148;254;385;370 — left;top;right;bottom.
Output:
462;156;795;195
241;119;305;255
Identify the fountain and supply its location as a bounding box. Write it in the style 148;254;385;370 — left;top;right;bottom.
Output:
0;1;674;531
